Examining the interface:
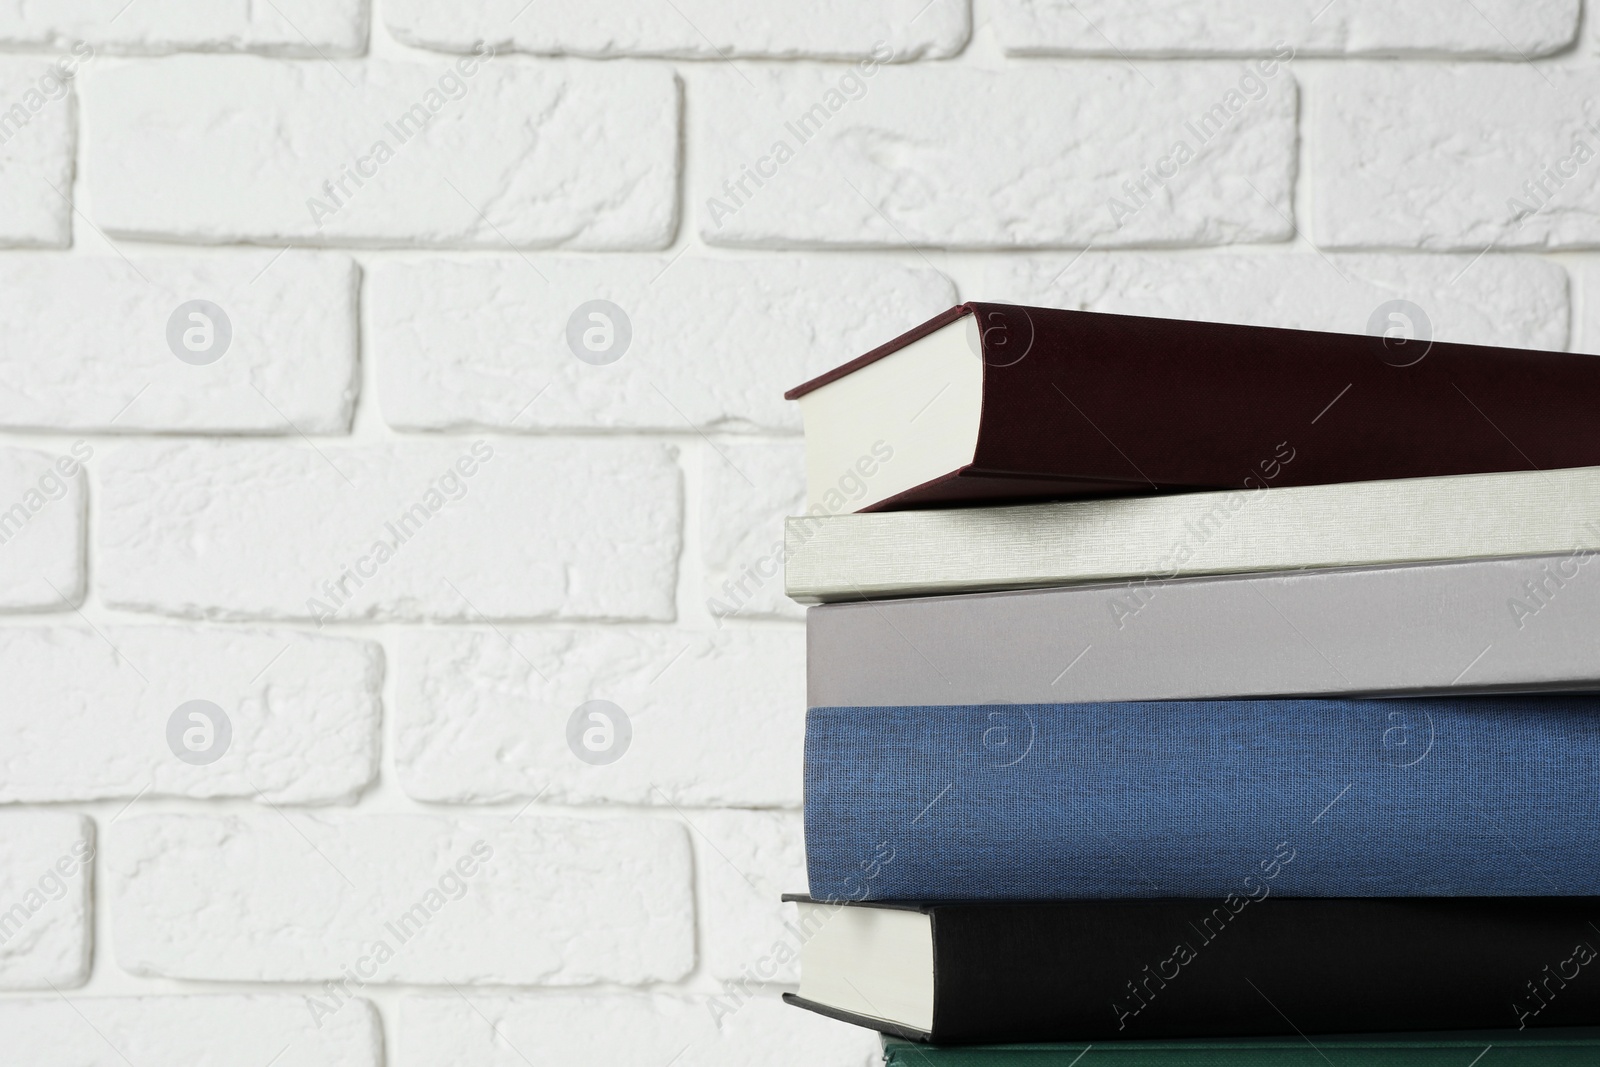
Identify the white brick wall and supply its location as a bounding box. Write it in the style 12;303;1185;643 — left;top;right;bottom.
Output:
0;813;91;988
1;2;1594;1062
394;627;804;806
0;627;380;803
108;813;695;984
2;994;381;1065
84;57;681;248
0;253;359;432
0;2;370;56
385;0;970;61
693;62;1298;247
0;59;78;248
990;1;1580;57
97;440;682;622
370;256;954;432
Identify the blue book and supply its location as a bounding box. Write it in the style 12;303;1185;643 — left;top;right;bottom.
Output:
804;696;1600;900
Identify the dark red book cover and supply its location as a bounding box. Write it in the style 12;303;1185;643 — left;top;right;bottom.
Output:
786;302;1600;511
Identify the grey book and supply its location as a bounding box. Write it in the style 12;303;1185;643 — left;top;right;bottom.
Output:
809;554;1600;706
786;465;1600;603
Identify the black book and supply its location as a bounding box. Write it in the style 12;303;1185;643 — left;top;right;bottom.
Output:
781;897;1600;1043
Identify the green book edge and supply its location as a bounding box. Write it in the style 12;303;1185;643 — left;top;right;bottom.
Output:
883;1031;1600;1067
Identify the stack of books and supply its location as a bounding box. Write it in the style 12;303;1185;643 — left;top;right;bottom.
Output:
777;302;1600;1064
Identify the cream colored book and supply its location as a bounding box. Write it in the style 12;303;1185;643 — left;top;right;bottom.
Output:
784;465;1600;603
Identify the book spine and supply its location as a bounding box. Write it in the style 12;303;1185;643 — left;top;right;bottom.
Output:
925;897;1600;1041
804;696;1600;900
807;555;1600;708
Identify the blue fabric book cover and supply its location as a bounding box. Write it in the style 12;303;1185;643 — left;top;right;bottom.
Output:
804;696;1600;900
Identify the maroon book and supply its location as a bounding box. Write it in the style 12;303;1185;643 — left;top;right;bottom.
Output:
785;302;1600;513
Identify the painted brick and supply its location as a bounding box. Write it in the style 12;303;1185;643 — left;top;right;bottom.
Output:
108;813;695;983
702;442;805;622
1312;65;1600;250
0;445;87;610
694;62;1296;248
0;1;369;55
371;256;954;432
394;627;803;806
0;59;77;247
691;810;807;984
984;252;1570;351
398;993;878;1067
387;0;967;60
992;1;1578;57
0;253;357;432
0;812;91;989
83;56;679;249
96;440;681;623
3;995;380;1066
0;626;380;803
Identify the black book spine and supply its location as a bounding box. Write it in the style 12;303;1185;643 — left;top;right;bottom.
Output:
930;898;1600;1042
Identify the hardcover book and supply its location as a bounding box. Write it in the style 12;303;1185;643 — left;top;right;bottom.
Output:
879;1034;1600;1067
804;695;1600;900
807;555;1600;706
878;1032;1600;1064
784;464;1600;602
785;302;1600;513
783;896;1600;1042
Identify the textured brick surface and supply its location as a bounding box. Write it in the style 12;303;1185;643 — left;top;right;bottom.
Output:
387;0;968;59
691;810;808;984
394;627;804;806
0;812;91;989
108;813;695;983
985;252;1571;350
84;57;679;249
694;63;1297;247
0;253;358;432
3;995;380;1066
371;256;954;432
0;59;77;247
96;441;682;622
0;1;369;54
0;445;86;610
0;627;380;803
1313;66;1600;250
992;1;1579;56
398;993;879;1067
703;442;807;621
